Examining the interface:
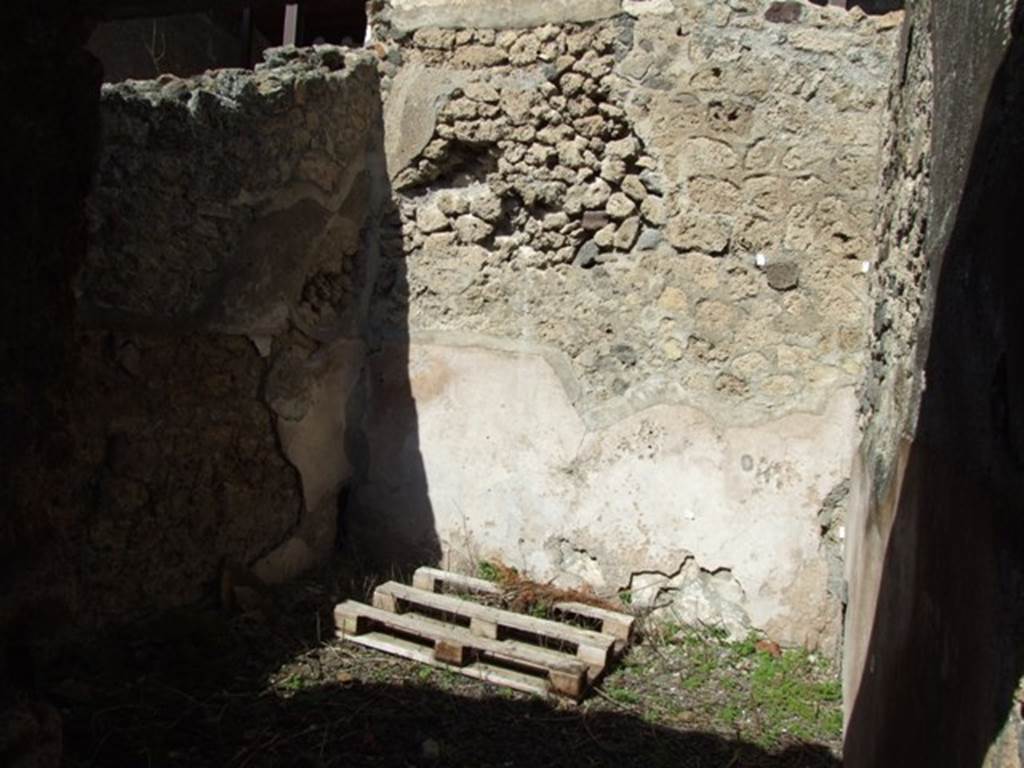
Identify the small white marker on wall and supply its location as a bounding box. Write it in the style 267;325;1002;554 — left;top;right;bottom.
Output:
754;252;767;269
838;525;846;541
861;260;871;273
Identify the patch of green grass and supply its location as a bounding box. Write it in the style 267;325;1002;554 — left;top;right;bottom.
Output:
748;647;843;746
363;660;400;684
732;634;759;658
605;685;641;706
279;673;308;692
659;621;683;640
438;667;461;687
817;678;842;702
719;702;743;724
680;666;712;690
704;625;730;642
528;603;551;619
675;626;725;690
617;624;842;752
477;561;500;582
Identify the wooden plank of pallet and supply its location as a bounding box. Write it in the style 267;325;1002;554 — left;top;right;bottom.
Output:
335;601;588;699
552;601;635;652
412;566;503;596
338;630;558;699
372;582;614;673
337;600;586;678
413;568;635;652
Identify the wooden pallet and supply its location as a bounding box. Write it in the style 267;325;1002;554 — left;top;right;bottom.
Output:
334;569;635;701
410;566;636;652
372;580;614;672
335;600;588;699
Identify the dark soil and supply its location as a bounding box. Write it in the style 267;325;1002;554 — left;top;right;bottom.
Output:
43;570;842;768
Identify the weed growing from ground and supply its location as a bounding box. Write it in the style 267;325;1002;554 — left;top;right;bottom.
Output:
476;560;500;582
595;623;843;753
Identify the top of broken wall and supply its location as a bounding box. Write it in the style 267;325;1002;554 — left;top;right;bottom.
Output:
380;0;898;32
383;0;625;32
371;0;902;425
83;46;384;339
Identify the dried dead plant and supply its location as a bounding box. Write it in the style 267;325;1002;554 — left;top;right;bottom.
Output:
484;561;626;616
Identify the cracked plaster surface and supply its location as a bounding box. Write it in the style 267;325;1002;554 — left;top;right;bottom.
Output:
350;339;856;649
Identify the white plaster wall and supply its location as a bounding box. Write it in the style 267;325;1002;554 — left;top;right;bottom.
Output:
354;338;858;649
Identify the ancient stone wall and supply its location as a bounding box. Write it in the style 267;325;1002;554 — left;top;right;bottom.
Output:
348;0;902;649
73;45;388;621
375;1;899;416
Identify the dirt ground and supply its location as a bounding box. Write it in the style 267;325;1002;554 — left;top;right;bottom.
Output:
44;569;843;768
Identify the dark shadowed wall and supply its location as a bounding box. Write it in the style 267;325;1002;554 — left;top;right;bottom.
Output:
844;0;1024;765
0;0;103;658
